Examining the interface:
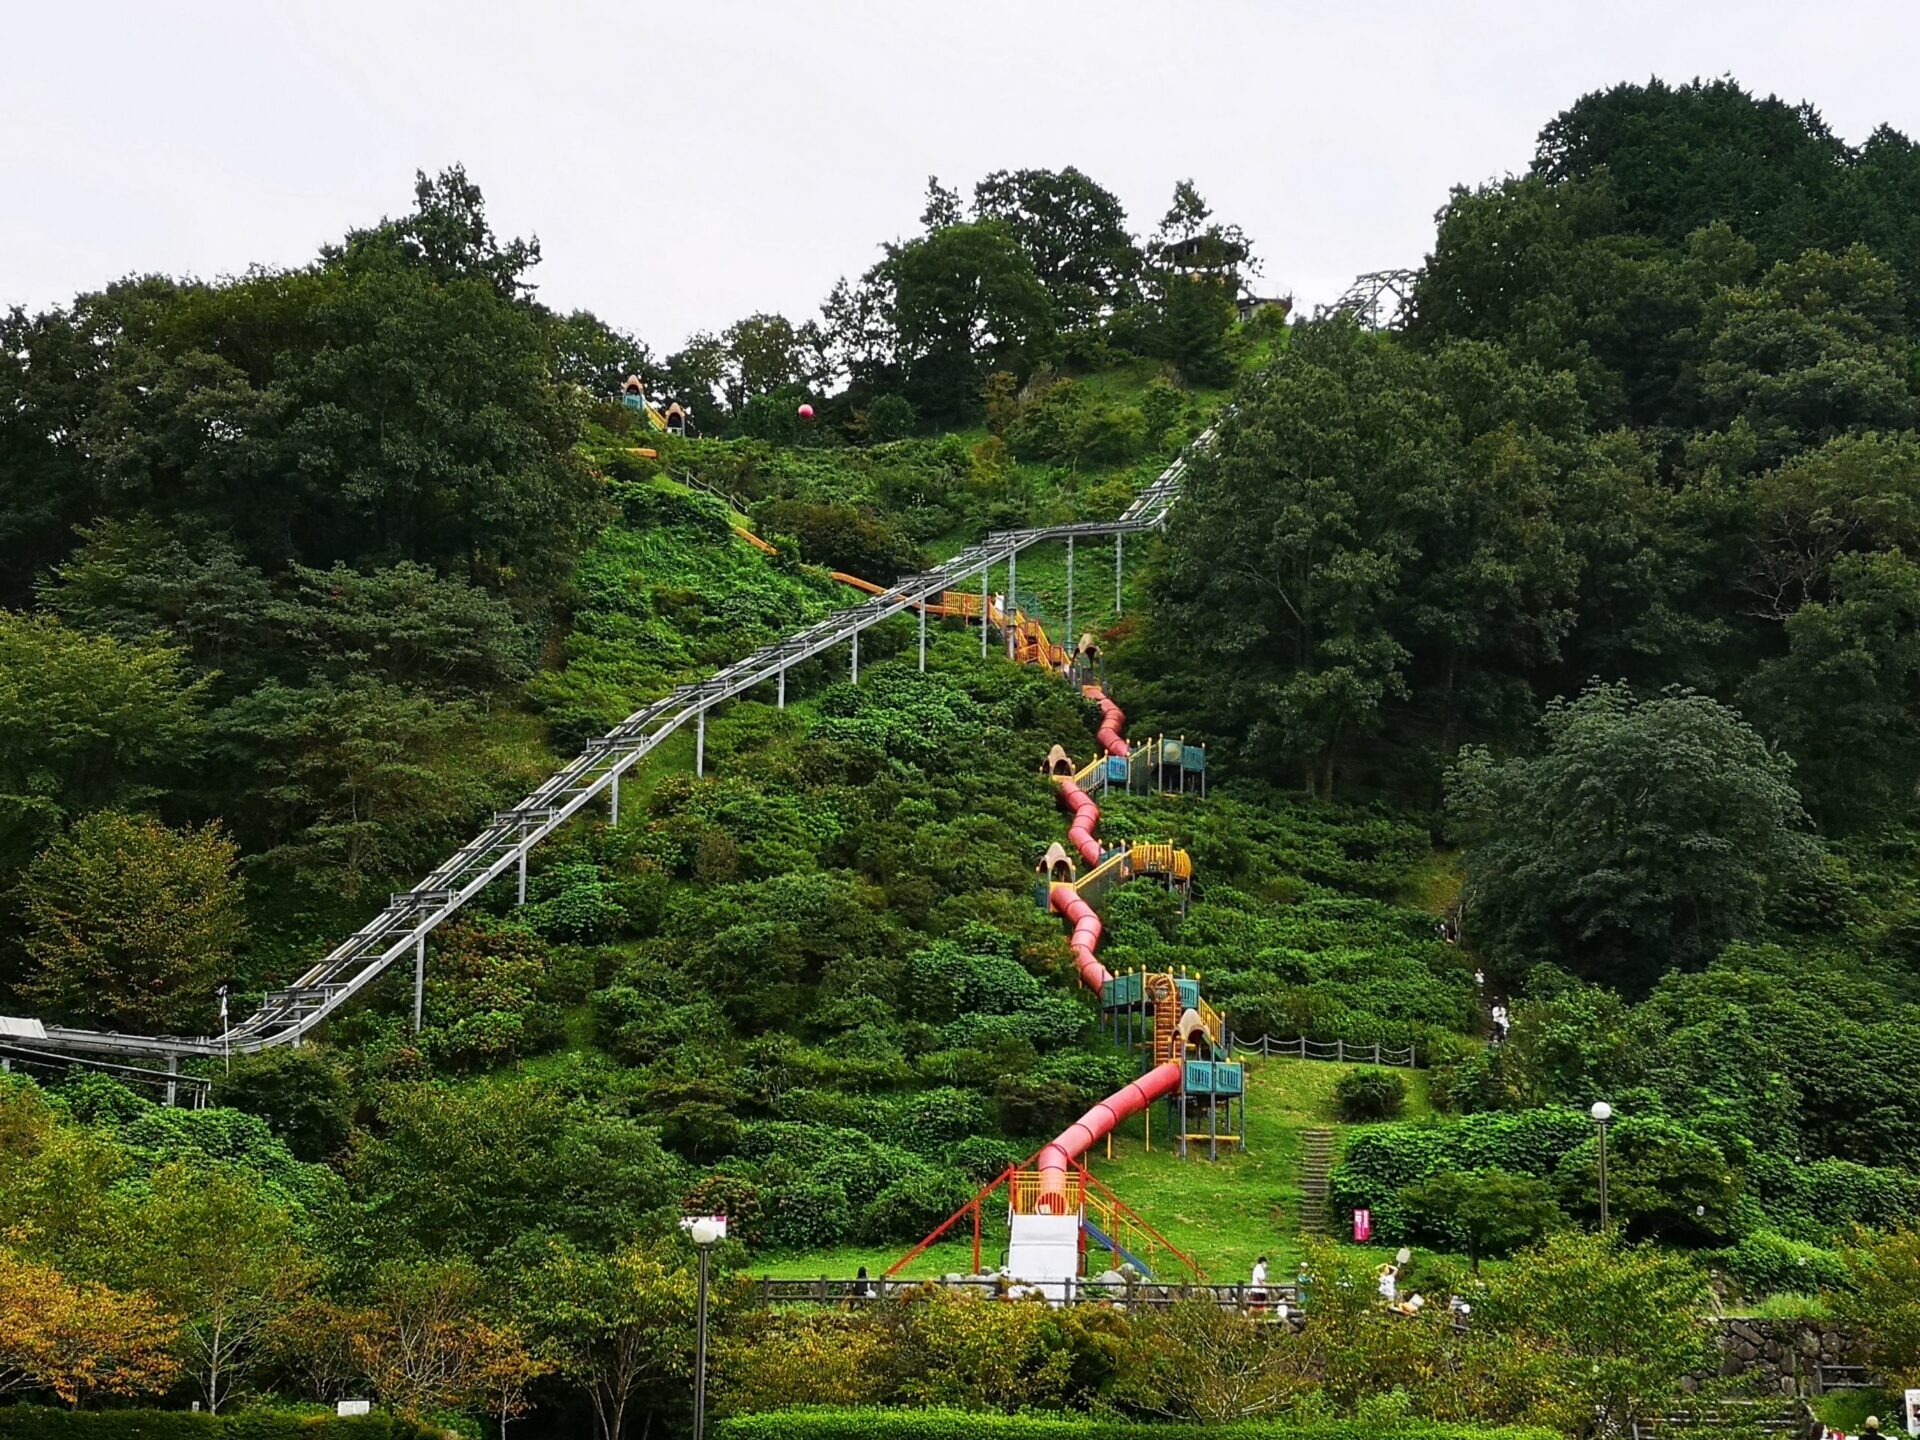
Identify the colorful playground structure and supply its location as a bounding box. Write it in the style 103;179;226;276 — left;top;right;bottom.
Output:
620;373;692;435
861;580;1243;1298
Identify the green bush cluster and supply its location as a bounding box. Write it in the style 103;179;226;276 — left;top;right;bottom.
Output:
715;1409;1559;1440
1333;1069;1407;1122
0;1410;440;1440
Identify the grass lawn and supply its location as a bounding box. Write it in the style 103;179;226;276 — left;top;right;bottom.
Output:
750;1058;1435;1285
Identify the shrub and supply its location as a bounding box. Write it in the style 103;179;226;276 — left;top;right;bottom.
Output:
866;394;918;442
714;1410;1559;1440
1329;1108;1591;1237
1715;1229;1849;1296
0;1410;440;1440
1396;1168;1559;1269
759;1179;855;1251
1334;1069;1406;1122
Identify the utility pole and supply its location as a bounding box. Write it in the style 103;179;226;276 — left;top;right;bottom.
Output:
1066;535;1074;645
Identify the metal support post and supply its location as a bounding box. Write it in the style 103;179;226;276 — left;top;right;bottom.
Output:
1066;535;1074;645
851;629;859;683
981;566;989;656
1210;1093;1218;1162
694;1245;712;1440
1596;1119;1611;1232
413;934;426;1033
166;1056;178;1108
1007;551;1017;661
777;667;786;709
517;844;528;906
1115;532;1124;615
918;600;927;672
609;771;620;827
696;708;706;778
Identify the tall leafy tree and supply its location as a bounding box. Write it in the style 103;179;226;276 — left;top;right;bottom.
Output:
972;167;1141;332
516;1237;701;1440
1447;682;1819;988
0;1248;180;1408
16;812;246;1032
1745;549;1920;829
1135;180;1252;387
124;1162;313;1412
1533;78;1852;263
0;613;205;872
1696;243;1916;463
863;221;1055;424
214;675;507;899
1146;325;1590;794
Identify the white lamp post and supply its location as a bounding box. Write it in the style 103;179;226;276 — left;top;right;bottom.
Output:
1590;1101;1614;1232
689;1217;723;1440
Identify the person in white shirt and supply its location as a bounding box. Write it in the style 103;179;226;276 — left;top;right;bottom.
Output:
1249;1255;1269;1312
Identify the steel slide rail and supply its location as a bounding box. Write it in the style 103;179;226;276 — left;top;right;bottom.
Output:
33;425;1218;1060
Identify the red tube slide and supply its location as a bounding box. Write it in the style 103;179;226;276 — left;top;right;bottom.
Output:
1058;779;1104;869
1087;687;1131;759
1033;683;1173;1212
1033;1059;1184;1211
1049;884;1110;991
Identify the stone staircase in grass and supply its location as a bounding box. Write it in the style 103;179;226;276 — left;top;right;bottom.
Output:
1298;1128;1334;1234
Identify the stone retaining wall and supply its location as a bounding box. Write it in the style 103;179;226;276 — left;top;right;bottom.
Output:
1695;1318;1864;1397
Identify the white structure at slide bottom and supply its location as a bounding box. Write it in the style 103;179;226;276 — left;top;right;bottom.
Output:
1006;1213;1082;1302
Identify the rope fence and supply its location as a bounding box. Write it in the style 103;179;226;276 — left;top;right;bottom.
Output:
1228;1035;1422;1068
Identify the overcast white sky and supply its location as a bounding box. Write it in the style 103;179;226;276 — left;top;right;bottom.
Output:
6;1;1919;351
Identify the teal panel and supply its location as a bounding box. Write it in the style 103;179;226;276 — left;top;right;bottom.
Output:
1161;740;1184;767
1185;1060;1214;1093
1215;1062;1244;1095
1182;746;1206;772
1105;756;1130;783
1175;978;1199;1009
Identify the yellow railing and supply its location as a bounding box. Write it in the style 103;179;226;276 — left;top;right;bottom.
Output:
1196;998;1226;1052
1010;1169;1083;1216
1084;1192;1160;1273
1070;754;1106;787
1072;850;1131;896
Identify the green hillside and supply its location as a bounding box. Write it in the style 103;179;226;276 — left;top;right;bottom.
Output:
17;75;1920;1440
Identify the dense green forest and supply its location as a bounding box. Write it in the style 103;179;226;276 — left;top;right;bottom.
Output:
12;77;1920;1440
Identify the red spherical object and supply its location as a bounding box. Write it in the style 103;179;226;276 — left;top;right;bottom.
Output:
797;403;815;420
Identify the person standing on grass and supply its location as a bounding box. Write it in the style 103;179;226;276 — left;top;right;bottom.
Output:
1250;1254;1269;1312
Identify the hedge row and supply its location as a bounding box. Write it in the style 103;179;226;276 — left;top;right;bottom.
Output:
715;1408;1561;1440
0;1410;443;1440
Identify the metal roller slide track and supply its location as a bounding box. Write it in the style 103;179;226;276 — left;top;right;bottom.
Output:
32;424;1221;1060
